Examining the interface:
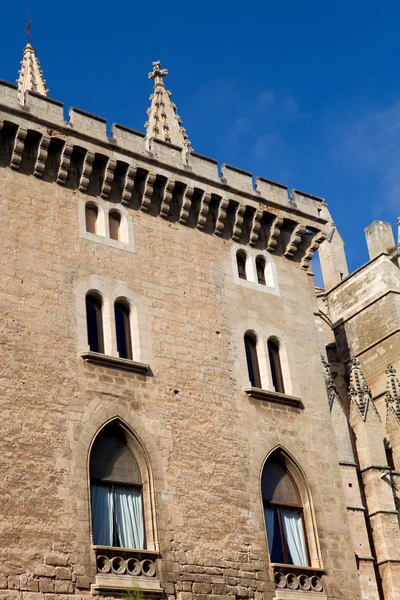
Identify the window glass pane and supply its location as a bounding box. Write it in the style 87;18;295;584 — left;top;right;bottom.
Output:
90;426;142;484
114;485;145;549
109;211;121;241
261;457;301;505
91;483;113;545
268;341;285;393
86;295;104;353
265;507;285;563
244;335;261;388
85;205;98;234
256;258;266;285
237;253;247;280
115;302;132;360
282;509;308;566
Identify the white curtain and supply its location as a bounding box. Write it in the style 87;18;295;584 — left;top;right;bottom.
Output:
264;508;275;555
91;484;114;546
282;510;308;566
114;486;145;549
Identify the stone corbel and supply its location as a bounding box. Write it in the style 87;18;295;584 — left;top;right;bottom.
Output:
141;172;156;212
196;192;210;230
100;158;117;199
249;210;262;246
215;197;229;236
232;204;246;242
10;127;27;170
79;151;95;192
284;223;307;257
57;143;73;185
33;134;50;178
121;165;137;205
160;179;175;218
301;230;326;270
266;215;284;252
179;185;194;224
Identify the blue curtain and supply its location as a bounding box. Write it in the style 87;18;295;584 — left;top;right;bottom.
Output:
91;484;114;545
264;507;275;555
114;486;145;549
282;510;308;566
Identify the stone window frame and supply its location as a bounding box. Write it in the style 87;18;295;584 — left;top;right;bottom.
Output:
231;243;279;295
75;275;150;372
237;322;302;408
79;196;136;253
259;447;326;596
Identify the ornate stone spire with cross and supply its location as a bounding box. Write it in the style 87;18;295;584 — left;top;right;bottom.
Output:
17;18;49;106
348;357;378;420
385;364;400;421
145;61;191;150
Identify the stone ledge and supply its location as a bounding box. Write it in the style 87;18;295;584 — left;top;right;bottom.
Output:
244;388;304;409
80;352;150;374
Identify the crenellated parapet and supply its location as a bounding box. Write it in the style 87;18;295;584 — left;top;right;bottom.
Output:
0;80;328;267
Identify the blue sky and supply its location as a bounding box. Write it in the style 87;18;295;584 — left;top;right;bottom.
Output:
1;1;399;275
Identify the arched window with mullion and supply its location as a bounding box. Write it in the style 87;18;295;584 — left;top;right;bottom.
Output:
90;423;146;549
86;293;104;354
262;453;309;566
244;332;262;388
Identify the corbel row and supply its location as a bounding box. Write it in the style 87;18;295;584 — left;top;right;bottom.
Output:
1;121;326;267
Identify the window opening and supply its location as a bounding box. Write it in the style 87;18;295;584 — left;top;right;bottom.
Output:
237;251;247;280
86;294;104;354
268;339;284;393
114;301;133;360
244;333;261;388
262;454;309;566
90;424;146;549
86;204;98;235
109;210;121;241
256;256;266;285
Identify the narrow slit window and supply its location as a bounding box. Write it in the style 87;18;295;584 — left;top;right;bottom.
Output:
114;301;133;360
86;294;104;354
109;210;121;241
256;256;266;285
244;333;262;388
237;251;247;280
268;339;284;393
86;204;98;234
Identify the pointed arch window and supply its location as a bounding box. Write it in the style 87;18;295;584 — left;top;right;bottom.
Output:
244;332;261;388
86;293;104;354
85;203;98;234
256;256;266;285
268;338;284;393
90;423;145;549
114;301;133;360
237;251;247;280
109;210;121;241
262;453;309;566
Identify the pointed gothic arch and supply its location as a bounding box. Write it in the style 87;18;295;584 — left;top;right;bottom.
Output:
260;447;322;568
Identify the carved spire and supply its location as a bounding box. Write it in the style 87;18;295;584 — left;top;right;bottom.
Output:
348;357;376;420
385;364;400;421
145;61;191;150
17;36;48;106
322;356;343;410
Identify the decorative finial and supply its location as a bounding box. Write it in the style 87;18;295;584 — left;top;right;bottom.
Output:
25;9;32;45
148;61;168;87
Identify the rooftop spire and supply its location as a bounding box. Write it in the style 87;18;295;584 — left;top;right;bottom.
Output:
145;61;191;150
17;18;48;106
385;364;400;421
348;357;377;420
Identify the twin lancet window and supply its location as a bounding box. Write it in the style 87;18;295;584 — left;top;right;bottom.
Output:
237;251;268;285
85;203;125;242
86;294;133;360
244;333;284;393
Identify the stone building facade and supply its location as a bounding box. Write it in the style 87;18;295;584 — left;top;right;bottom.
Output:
0;39;384;600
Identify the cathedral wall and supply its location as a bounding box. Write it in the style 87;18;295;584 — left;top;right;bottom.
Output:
0;158;361;600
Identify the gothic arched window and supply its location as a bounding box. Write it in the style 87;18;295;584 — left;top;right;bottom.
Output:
268;338;284;393
244;332;261;388
262;452;309;566
86;293;104;354
114;300;132;360
237;251;247;280
256;256;266;285
90;423;146;549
